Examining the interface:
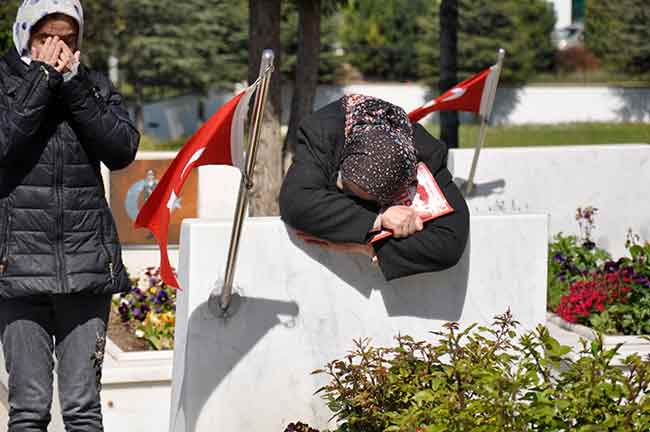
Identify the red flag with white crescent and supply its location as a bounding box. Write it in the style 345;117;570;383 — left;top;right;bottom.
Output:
134;84;257;288
409;63;501;123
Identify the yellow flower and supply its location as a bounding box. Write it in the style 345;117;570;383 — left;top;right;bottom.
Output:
161;313;175;325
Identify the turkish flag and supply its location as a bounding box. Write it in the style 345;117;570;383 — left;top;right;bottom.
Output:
134;84;257;288
409;64;501;123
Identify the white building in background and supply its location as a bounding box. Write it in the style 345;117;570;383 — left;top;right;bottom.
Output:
548;0;572;28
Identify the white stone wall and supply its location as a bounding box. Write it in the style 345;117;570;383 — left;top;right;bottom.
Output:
144;85;650;141
449;144;650;258
169;215;548;431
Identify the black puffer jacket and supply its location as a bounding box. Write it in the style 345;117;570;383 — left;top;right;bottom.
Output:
0;49;139;299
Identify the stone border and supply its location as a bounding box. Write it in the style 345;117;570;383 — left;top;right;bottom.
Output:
546;312;650;361
103;337;173;384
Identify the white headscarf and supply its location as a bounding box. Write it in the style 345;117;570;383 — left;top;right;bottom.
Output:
13;0;84;66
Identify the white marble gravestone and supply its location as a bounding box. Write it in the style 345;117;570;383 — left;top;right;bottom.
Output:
449;144;650;259
169;215;548;432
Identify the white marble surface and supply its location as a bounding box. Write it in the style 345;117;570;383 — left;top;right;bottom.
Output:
449;144;650;259
169;215;548;432
547;312;650;364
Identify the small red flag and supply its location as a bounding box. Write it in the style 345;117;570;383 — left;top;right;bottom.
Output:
134;84;257;288
409;64;500;123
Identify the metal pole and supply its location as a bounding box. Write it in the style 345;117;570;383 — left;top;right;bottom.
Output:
464;48;505;196
210;50;274;313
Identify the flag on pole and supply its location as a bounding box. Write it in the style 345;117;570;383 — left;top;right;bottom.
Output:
408;62;502;123
134;83;258;288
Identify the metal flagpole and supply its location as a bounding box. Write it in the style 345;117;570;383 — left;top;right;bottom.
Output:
464;48;505;196
209;50;275;315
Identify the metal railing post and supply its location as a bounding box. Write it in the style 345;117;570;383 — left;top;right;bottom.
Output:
208;50;275;315
464;48;505;196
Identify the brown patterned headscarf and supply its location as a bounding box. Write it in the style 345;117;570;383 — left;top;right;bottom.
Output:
340;95;418;205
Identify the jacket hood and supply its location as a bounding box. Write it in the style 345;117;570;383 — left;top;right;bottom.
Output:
13;0;84;60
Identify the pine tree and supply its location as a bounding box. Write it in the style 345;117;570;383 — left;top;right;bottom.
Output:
586;0;650;78
0;2;18;55
340;0;433;81
418;0;556;86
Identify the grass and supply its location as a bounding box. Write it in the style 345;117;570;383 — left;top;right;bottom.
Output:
530;70;650;87
425;122;650;148
139;122;649;151
139;135;189;151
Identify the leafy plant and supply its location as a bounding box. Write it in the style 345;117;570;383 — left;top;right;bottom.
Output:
113;266;177;350
556;236;650;336
548;207;611;309
300;311;650;432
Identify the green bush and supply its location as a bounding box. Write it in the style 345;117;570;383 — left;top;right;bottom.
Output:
294;311;650;432
585;0;650;79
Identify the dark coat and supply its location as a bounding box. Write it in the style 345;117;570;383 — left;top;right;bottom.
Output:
280;99;469;281
0;49;139;299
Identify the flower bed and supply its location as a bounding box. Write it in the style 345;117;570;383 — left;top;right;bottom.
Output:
548;207;650;336
108;267;177;351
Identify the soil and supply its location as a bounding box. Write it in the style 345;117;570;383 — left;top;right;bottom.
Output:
107;309;151;352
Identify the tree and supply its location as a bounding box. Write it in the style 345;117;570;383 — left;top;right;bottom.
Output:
118;0;246;127
0;2;18;55
248;0;282;217
282;0;345;171
94;0;248;131
341;0;433;81
586;0;650;78
439;0;459;148
82;0;122;75
283;0;321;171
418;0;556;87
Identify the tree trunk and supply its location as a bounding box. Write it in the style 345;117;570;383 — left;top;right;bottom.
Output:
283;0;321;172
439;0;459;149
248;0;282;216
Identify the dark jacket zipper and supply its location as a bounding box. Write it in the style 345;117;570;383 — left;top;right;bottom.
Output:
0;211;12;275
54;134;67;292
98;214;115;284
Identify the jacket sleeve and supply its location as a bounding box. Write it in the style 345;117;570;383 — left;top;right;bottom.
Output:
59;66;139;171
0;62;59;165
372;127;470;281
280;123;378;244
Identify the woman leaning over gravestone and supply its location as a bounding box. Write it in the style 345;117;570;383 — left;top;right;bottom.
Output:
280;95;469;281
0;1;139;431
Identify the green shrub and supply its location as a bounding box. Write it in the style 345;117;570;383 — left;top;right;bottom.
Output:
299;311;650;432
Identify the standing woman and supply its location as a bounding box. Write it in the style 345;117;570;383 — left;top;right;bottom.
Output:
280;95;469;280
0;1;139;431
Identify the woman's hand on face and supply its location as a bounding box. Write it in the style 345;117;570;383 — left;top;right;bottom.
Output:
381;206;425;238
56;41;80;73
32;37;80;73
32;36;63;70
